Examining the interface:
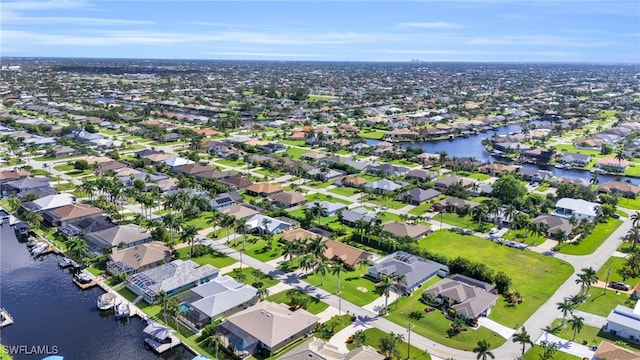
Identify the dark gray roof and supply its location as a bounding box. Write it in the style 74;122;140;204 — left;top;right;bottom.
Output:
398;188;441;202
368;251;449;292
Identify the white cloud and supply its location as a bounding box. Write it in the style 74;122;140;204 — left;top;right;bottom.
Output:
1;1;90;11
1;11;154;25
399;22;465;29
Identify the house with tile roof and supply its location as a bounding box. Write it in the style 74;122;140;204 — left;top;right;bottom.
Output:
424;277;498;320
107;241;171;275
42;203;103;227
368;251;449;295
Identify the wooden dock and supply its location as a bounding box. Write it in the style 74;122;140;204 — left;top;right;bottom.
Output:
73;278;98;290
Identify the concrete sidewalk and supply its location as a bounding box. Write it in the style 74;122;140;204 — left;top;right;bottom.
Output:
535;333;595;359
477;317;516;339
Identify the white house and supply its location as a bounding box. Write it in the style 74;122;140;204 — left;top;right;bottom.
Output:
553;198;600;221
605;304;640;342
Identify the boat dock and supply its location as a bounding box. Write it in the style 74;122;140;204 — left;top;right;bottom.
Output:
0;308;14;328
144;335;182;354
73;277;98;289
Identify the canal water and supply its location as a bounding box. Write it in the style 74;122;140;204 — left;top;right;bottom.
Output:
365;122;640;186
0;227;193;360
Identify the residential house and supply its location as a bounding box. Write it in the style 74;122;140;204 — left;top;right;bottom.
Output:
387;128;419;141
434;176;462;190
423;276;498;320
57;215;116;238
305;201;347;216
1;177;50;196
280;228;371;269
0;169;29;184
364;179;408;194
604;304;640;342
84;224;153;253
195;170;238;181
405;169;439;182
220;204;261;220
533;214;574;238
598;181;640;198
560;153;591;167
220;176;254;190
383;221;431;239
177;163;213;176
479;163;516;177
211;191;243;210
163;156;195;170
179;276;258;331
397;188;441;205
300;152;325;162
593;341;640;360
216;301;319;357
246;214;293;234
258;143;286;154
367;163;410;177
278;338;383;360
42;203;103;227
335;176;368;188
307;168;345;182
517;168;554;182
50;145;78;157
20;193;76;213
246;183;283;197
553;198;600;221
596;157;631;172
340;207;378;227
434;197;479;212
367;251;450;295
106;241;172;275
125;259;219;303
270;191;307;209
135;148;163;159
95;161;128;175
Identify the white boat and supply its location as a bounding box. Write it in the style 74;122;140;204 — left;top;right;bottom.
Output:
58;257;73;268
30;242;48;257
74;270;93;284
0;308;13;328
26;237;38;247
115;302;130;319
97;293;117;311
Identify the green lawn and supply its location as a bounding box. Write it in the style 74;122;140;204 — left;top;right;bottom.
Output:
229;237;285;262
618;196;640;210
67;169;94;177
346;328;431;360
596;256;640;285
524;344;581;360
214;158;246;167
183;211;216;230
408;202;434;216
385;289;505;351
550;318;640;351
306;94;336;102
502;228;547;246
280;140;308;147
285;147;310;160
54;164;74;171
559;218;622;255
577;290;637;317
224;266;280;288
360;130;387;140
389;158;420;167
315;315;353;339
466;173;492;181
175;247;236;269
306;192;351;205
266;289;329;315
302;266;380;306
419;230;574;328
305;180;334;189
255;168;283;177
360;194;406;210
54;182;76;192
329;186;361;197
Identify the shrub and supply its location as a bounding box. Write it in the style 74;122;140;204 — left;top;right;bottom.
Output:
408;311;424;320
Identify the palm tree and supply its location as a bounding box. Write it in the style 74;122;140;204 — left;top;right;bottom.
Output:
556;300;576;326
576;267;598;296
538;341;557;360
162;213;178;247
67;236;88;261
353;329;367;346
315;256;330;285
512;327;533;358
299;253;315;276
236;218;248;250
282;241;296;264
25;210;43;230
156;290;169;323
331;259;346;297
568;315;584;341
631;211;640;228
471;204;489;229
375;273;399;315
202;334;222;360
307;235;327;259
180;224;199;258
472;339;495;360
615;149;626;168
256;287;270;301
626;226;640;250
590;172;599;185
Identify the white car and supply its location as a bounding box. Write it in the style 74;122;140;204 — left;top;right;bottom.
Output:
489;228;499;236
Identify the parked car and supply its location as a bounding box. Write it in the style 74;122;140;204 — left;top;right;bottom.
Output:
612;213;621;219
609;282;630;291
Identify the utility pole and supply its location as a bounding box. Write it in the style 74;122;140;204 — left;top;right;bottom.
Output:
407;322;414;360
604;267;611;295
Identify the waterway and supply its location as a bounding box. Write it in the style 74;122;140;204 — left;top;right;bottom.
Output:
0;227;193;360
365;123;640;186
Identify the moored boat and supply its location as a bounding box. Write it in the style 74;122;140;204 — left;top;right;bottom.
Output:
58;257;73;268
0;307;14;328
30;242;48;257
74;270;93;284
115;302;130;319
97;293;117;311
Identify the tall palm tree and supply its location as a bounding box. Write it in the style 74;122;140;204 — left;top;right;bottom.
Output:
162;213;178;247
631;211;640;228
155;290;169;323
472;339;495;360
376;273;400;314
331;259;346;297
512;327;533;358
590;172;599;185
556;300;576;326
538;341;557;360
180;224;199;258
256;287;270;301
25;210;43;230
235;218;248;250
576;267;598;296
615;149;626;168
568;315;584;341
282;241;296;264
315;256;330;285
67;236;88;261
472;204;489;229
202;334;222;360
625;226;640;250
307;235;327;259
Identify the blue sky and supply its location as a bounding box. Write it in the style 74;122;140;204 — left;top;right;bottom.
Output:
1;1;639;63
